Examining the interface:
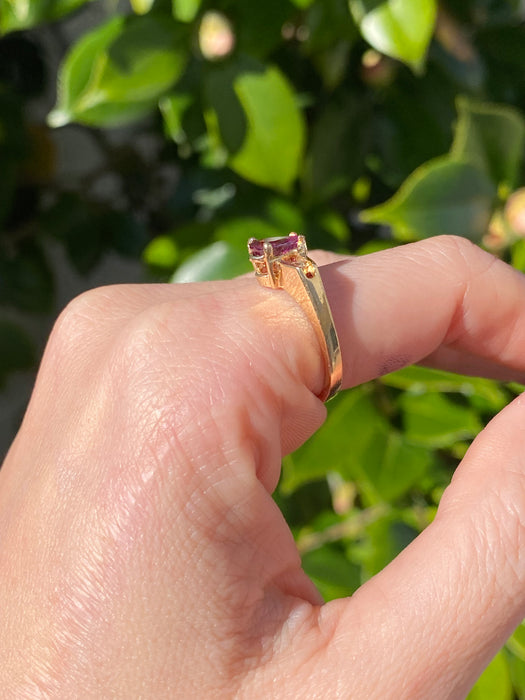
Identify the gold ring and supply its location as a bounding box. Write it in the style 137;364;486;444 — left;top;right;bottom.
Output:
248;232;342;402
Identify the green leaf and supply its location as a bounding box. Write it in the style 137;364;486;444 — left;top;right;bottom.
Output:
48;15;188;128
511;238;525;273
173;0;201;22
48;16;124;126
205;59;306;192
170;215;283;282
171;240;251;282
350;513;418;579
215;216;283;246
361;157;496;241
349;0;437;72
160;93;194;144
144;236;179;270
0;321;35;387
281;386;389;499
381;366;509;414
290;412;427;509
290;0;316;7
367;432;432;501
233;0;293;59
369;63;457;189
400;392;482;449
507;621;525;662
451;97;525;191
505;651;525;700
468;652;512;700
265;198;306;236
130;0;155;15
80;17;186;103
232;66;305;192
302;546;360;601
0;0;92;33
303;93;371;202
304;0;358;57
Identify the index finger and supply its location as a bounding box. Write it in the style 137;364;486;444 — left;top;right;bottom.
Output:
322;235;525;386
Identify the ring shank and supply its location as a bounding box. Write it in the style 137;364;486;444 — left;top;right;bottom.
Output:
260;260;342;401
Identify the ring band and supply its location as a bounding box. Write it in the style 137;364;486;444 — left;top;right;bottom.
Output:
248;232;342;402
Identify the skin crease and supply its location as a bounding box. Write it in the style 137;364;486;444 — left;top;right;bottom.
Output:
3;236;525;698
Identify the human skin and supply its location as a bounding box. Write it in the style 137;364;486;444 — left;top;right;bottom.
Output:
3;235;525;698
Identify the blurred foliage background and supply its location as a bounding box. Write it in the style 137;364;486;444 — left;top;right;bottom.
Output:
1;0;525;695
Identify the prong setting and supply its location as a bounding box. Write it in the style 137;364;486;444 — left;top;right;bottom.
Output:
248;233;309;285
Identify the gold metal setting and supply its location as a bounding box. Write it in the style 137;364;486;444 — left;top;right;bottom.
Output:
248;233;342;402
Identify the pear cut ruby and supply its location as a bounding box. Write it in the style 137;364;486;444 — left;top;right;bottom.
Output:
248;233;299;258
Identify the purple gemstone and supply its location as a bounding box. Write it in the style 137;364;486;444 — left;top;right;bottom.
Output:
248;233;299;258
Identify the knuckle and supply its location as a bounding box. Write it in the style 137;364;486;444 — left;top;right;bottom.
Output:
104;296;210;398
107;290;263;428
49;287;118;356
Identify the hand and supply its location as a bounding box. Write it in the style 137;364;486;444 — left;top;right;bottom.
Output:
3;235;525;699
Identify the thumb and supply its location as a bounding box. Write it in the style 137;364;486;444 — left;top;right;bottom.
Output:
316;393;525;699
